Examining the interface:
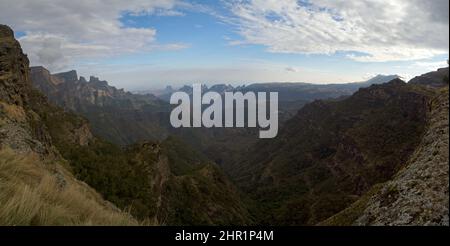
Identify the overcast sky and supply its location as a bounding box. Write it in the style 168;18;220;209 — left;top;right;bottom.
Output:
0;0;448;90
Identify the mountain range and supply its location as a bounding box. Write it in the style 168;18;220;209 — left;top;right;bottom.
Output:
1;24;449;226
29;65;401;168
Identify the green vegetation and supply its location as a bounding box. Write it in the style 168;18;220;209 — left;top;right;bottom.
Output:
25;89;254;224
161;136;209;176
25;89;157;220
231;81;433;225
0;148;139;226
319;184;384;226
58;140;157;220
160;164;254;225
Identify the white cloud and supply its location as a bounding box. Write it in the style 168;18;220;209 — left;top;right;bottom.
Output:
285;67;298;72
413;60;448;69
226;0;449;62
0;0;187;71
154;9;185;17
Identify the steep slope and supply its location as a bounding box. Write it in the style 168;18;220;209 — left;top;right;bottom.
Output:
323;87;449;226
0;148;138;226
231;79;434;225
128;137;253;225
0;24;137;225
55;134;253;225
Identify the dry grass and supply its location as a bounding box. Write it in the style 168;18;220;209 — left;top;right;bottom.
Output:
0;148;140;226
0;102;27;123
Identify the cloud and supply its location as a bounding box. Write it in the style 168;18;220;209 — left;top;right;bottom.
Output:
285;67;298;72
414;60;448;68
0;0;187;71
154;9;185;17
226;0;449;62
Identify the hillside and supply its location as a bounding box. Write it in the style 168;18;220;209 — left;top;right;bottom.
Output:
409;68;449;88
230;79;436;225
322;87;449;226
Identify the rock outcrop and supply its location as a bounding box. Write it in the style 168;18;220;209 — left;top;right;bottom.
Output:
0;24;30;106
1;25;55;156
354;87;449;225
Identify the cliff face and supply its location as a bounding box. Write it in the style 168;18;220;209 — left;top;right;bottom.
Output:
29;66;62;95
0;25;29;107
1;25;57;156
30;67;171;145
0;25;94;155
30;68;165;111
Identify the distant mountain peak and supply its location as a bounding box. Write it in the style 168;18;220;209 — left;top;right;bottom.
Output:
365;74;400;85
79;76;88;83
89;76;109;87
30;66;63;87
386;77;406;85
29;66;49;73
54;70;78;83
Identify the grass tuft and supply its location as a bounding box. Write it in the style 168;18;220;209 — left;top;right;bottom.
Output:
0;148;140;226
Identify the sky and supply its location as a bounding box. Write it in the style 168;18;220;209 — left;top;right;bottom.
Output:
0;0;448;90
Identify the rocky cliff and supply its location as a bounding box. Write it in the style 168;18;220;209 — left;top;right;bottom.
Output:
0;25;29;106
30;67;171;145
0;24;92;156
